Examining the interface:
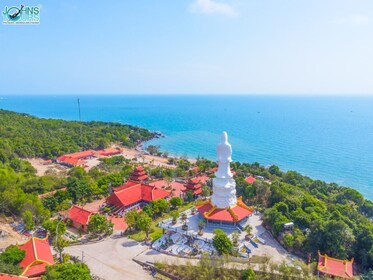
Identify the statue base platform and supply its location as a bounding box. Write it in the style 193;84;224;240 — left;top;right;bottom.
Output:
196;198;254;226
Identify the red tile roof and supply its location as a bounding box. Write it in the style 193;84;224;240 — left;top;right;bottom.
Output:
192;175;210;184
59;150;95;160
56;150;95;166
18;237;54;277
245;176;256;184
56;156;86;166
150;180;185;197
317;252;354;279
135;166;144;171
129;166;149;182
95;148;122;156
197;199;253;222
107;181;171;208
113;180;139;192
65;205;93;226
193;188;203;195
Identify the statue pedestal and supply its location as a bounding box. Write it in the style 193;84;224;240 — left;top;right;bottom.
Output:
211;177;237;209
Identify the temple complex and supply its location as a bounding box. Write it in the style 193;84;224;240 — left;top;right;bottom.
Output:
197;132;253;226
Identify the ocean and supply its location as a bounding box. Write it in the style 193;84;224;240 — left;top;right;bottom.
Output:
1;95;372;200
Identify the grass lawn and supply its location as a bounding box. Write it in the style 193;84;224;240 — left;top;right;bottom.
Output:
128;202;194;242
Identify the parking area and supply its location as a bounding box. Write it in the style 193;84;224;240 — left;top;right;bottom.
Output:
65;236;152;280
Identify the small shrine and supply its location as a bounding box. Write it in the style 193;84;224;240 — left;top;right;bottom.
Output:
317;252;354;279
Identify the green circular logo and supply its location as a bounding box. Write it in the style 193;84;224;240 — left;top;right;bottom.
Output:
7;6;23;22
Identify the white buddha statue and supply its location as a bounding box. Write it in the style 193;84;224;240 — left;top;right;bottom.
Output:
211;132;237;208
215;131;233;179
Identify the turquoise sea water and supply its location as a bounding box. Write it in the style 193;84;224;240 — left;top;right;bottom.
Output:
1;95;372;200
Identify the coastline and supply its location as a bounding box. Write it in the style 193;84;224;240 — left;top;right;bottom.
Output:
1;106;371;201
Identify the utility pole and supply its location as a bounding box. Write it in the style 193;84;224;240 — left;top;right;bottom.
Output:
77;98;83;151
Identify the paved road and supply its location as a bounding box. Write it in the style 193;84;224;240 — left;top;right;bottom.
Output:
65;236;152;280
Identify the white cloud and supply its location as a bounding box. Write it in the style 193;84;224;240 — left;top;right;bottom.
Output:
334;14;372;25
189;0;237;17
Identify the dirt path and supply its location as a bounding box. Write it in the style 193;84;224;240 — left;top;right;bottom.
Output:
0;220;28;250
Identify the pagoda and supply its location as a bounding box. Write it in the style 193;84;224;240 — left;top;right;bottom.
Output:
183;178;203;197
197;132;253;226
129;166;148;182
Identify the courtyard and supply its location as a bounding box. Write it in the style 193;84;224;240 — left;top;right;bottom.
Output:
156;209;295;263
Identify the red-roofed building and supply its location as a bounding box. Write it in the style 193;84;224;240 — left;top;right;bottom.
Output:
245;176;256;184
95;148;122;157
62;205;93;232
107;181;171;212
150;180;185;198
56;156;86;167
183;178;203;197
317;252;354;279
129;166;148;182
197;197;253;226
17;237;54;278
56;150;95;167
193;175;210;184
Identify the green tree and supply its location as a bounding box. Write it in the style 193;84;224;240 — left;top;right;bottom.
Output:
170;197;183;209
22;210;34;230
201;185;211;199
142;204;154;218
269;165;282;176
43;263;91;280
125;210;139;232
212;229;233;255
0;245;25;265
150;199;170;217
198;220;205;231
186;191;194;202
88;214;113;236
53;236;69;263
42;220;67;239
67;178;93;203
170;210;179;223
323;220;355;259
240;268;255;280
136;212;152;240
283;233;295;248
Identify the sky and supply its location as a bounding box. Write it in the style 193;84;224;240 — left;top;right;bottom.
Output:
0;0;373;95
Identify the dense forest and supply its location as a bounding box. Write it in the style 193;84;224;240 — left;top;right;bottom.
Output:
0;109;154;159
0;109;154;227
219;161;373;272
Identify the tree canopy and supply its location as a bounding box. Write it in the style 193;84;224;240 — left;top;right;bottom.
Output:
42;263;91;280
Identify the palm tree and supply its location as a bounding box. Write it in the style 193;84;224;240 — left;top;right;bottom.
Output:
198;220;205;235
